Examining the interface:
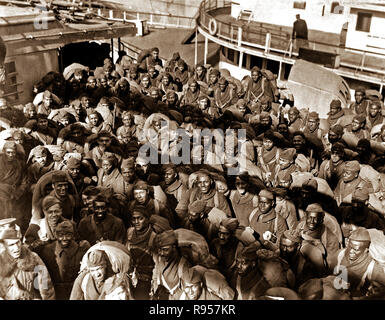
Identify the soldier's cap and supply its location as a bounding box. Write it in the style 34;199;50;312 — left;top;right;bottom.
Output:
182;267;204;285
289;107;299;115
188;200;207;214
308;112;319;121
263;129;276;141
238;243;258;261
133;180;149;191
121;158;135;170
34;145;48;157
3;141;17;151
0;228;21;241
87;250;108;268
55;220;74;235
353;114;366;123
349;227;371;242
83;186;100;196
0;218;17;227
298;278;323;300
302;178;318;191
52;171;68;184
331;142;345;156
94;194;107;204
101;152;117;163
306;203;324;213
352;188;369;203
329;124;344;136
161;163;177;173
97;130;112;139
235;172;250;183
280;148;296;161
344;160;360;172
220;218;239;233
357;139;371;149
43;90;52;99
176;59;185;67
251;66;260;73
66;157;81;169
166;90;177;99
282;229;302;244
156;230;177;247
330;99;341;108
132;205;150;219
42;195;61;212
355;87;366;95
209;69;220;76
259;189;275;200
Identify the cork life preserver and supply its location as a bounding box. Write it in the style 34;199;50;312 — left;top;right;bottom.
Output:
208;18;218;36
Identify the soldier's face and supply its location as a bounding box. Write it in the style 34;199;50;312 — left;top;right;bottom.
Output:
369;104;381;118
235;180;248;195
81;97;90;108
209;74;218;84
355;91;364;104
38;119;48;130
121;167;136;183
4;239;22;259
4;148;16;162
188;210;201;223
102;160;114;174
278;178;291;189
331;151;342;164
53;182;68;198
259;196;274;214
163;168;177;185
57;232;73;248
216;180;229;194
183;281;203;300
251;71;259;82
196;66;204;76
263;138;274;151
189;82;198;93
199;98;208;110
343;169;358;183
89;266;107;284
94;201;107;220
68;166;80;180
279;237;299;261
131;213;149;232
218;226;231;245
89;114;99;126
197;175;212;194
133;189;148;204
236;258;255;276
293;135;305;150
347;239;369;262
141;77;150;88
306;211;323;231
158;245;176;262
351;119;362;132
308;119;318;131
45;204;63;225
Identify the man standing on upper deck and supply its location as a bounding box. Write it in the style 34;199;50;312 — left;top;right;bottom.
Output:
292;14;308;50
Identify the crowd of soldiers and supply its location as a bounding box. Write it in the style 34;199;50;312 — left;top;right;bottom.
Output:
0;46;385;300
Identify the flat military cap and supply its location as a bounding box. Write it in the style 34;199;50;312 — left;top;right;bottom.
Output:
306;203;323;213
282;230;301;244
121;158;135;169
353;114;366;123
280;148;296;161
238;244;258;261
133;180;149;191
260;112;271;121
182;267;204;284
308;112;319;121
3;141;17;151
263;129;276;141
209;69;220;76
344;160;360;172
52;171;68;184
218;77;228;85
352;188;369;203
302;178;318;191
330;99;341;108
235;172;250;183
132;205;151;219
288;107;299;115
259;95;272;104
349;227;371;242
220;218;239;233
330;124;344;136
42;195;61;211
55;221;74;235
259;189;275;200
156;230;177;247
331;142;345;156
66;157;81;169
0;228;21;240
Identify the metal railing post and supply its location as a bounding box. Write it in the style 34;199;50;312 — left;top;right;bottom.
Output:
204;36;208;65
239;51;243;68
238;26;242;47
265;32;271;53
109;10;113;19
195;27;198;66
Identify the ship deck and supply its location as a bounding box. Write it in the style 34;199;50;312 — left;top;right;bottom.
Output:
209;9;385;84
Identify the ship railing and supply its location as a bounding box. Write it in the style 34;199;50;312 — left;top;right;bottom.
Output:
93;7;196;30
198;0;385;78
